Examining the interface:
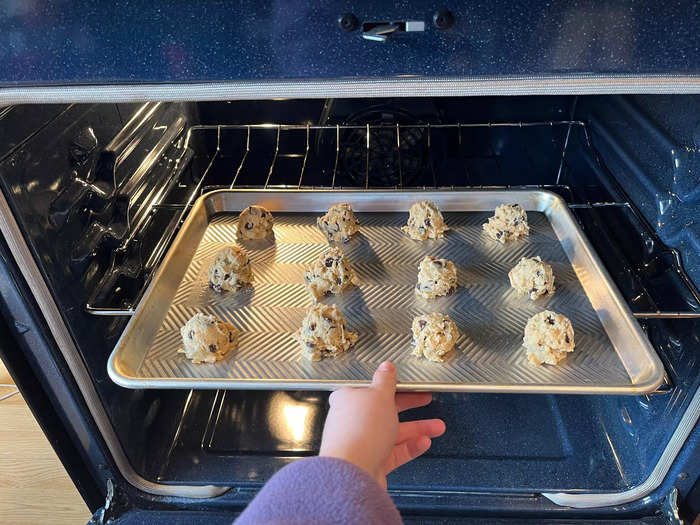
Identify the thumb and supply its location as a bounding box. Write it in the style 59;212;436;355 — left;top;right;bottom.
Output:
371;361;396;396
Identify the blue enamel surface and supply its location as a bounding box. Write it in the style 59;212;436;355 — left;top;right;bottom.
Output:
1;1;699;85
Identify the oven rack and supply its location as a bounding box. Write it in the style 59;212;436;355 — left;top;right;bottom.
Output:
85;121;700;326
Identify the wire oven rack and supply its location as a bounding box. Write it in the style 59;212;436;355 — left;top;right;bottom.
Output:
85;120;700;335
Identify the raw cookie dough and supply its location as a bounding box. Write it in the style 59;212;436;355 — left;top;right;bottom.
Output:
483;203;529;243
317;203;360;243
304;247;357;302
294;304;359;361
237;205;274;239
207;246;253;292
508;256;555;300
411;313;460;362
523;310;575;366
179;313;239;364
402;201;449;240
415;255;457;299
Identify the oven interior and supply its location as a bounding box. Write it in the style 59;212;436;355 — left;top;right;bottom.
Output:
0;95;698;497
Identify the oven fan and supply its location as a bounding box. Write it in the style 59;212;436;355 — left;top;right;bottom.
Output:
338;108;428;187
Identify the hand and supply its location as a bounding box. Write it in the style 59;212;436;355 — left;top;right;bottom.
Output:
319;361;446;488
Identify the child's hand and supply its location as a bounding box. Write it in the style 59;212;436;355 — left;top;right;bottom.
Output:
319;361;446;488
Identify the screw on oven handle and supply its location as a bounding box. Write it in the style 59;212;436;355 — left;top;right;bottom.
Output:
337;13;359;32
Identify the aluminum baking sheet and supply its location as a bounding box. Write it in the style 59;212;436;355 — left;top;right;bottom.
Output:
108;190;664;394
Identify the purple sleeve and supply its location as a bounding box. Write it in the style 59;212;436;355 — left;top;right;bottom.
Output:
234;456;402;525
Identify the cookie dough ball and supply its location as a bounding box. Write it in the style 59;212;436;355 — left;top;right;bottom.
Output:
304;247;357;303
294;304;358;361
317;203;359;243
238;205;274;239
523;310;575;366
508;256;555;300
402;201;449;240
411;313;460;362
483;203;529;243
207;246;252;292
415;255;457;299
179;313;239;364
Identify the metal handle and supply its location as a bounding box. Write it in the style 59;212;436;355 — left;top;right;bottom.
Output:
362;21;425;42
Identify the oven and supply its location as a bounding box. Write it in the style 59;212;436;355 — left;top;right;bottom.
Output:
1;2;699;523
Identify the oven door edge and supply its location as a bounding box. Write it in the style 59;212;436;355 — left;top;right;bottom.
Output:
1;74;700;105
0;186;230;499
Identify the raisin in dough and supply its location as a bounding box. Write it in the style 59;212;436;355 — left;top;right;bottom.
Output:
294;304;358;361
317;203;359;243
237;205;274;239
523;310;575;366
411;313;460;362
402;201;449;240
508;256;555;300
483;203;529;243
179;313;239;364
207;246;252;292
304;247;357;303
415;255;457;299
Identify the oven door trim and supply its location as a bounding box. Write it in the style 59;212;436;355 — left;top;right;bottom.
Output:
0;187;230;499
1;74;700;104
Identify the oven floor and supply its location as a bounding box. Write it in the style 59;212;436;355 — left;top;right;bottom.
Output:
142;390;647;493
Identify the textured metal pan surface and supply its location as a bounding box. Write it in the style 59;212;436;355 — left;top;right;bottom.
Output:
108;190;664;394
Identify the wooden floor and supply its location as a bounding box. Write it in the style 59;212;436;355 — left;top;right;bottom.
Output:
0;359;89;525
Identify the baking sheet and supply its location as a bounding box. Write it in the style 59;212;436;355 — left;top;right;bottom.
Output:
108;190;664;394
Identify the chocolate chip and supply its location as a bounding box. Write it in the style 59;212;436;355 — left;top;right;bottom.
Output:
448;286;456;294
228;332;235;343
433;259;443;267
496;231;504;239
325;258;334;267
546;316;555;325
260;211;266;218
244;222;253;230
208;344;217;352
542;290;548;295
536;270;542;276
224;274;230;280
424;218;431;227
305;274;311;281
513;218;522;225
511;203;519;208
564;334;570;344
188;330;194;339
418;320;427;329
324;290;332;296
309;323;316;331
335;277;342;285
323;220;329;226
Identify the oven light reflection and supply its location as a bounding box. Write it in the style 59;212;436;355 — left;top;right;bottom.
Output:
283;404;310;442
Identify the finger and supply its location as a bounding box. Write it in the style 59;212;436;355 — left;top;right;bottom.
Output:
395;392;432;413
371;361;396;397
328;387;353;407
385;436;432;474
396;419;446;443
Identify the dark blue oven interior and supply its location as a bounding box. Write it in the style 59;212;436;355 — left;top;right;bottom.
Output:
0;95;698;508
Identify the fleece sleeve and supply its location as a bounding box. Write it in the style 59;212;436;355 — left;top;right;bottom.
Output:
234;456;402;525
